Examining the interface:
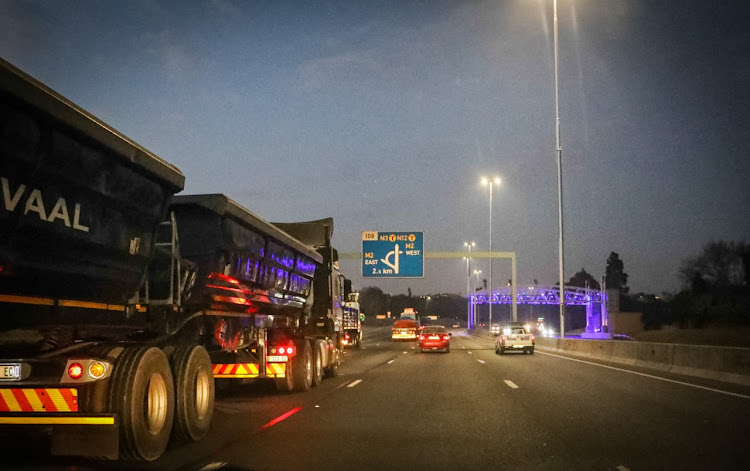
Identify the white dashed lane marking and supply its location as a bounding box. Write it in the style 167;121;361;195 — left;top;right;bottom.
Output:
504;380;519;389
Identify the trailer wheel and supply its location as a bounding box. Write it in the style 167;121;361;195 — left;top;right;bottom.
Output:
274;359;294;393
324;345;340;378
171;345;214;442
109;346;174;461
355;332;362;349
312;340;325;387
293;341;313;392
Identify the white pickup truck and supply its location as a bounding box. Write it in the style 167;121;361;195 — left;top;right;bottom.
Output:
495;322;535;355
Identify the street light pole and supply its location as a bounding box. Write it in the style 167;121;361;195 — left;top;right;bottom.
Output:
463;242;475;295
481;177;500;332
473;269;481;328
464;242;475;328
553;0;566;338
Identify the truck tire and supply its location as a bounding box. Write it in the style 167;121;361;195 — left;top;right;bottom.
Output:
312;340;325;387
324;345;340;378
293;340;313;392
274;360;294;393
171;345;214;442
354;332;362;349
109;346;174;461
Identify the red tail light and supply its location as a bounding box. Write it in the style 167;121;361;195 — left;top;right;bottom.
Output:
419;335;425;341
277;346;295;356
68;363;84;380
501;335;506;341
531;335;536;341
442;335;449;341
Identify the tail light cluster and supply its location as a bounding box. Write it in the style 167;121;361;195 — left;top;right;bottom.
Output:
64;360;110;382
419;334;450;341
531;334;536;341
269;345;295;356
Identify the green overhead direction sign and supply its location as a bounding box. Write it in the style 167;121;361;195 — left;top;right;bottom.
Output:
361;231;424;278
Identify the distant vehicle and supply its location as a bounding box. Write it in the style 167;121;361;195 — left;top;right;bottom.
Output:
495;322;535;354
392;319;419;340
392;308;420;340
536;317;545;333
491;324;501;335
452;322;461;328
418;325;451;353
342;293;362;348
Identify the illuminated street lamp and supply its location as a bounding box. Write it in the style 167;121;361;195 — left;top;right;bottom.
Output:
481;176;501;331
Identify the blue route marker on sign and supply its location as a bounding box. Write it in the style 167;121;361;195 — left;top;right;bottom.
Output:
361;231;424;278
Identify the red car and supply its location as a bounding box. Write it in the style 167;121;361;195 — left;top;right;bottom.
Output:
418;325;451;353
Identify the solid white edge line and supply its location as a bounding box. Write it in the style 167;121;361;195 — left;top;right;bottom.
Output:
538;351;750;400
504;380;519;389
347;379;363;388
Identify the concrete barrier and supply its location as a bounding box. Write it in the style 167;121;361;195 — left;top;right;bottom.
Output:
535;337;750;387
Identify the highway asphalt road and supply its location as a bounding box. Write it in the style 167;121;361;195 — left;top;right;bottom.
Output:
3;325;750;470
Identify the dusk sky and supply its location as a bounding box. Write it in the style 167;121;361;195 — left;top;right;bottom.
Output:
2;0;748;297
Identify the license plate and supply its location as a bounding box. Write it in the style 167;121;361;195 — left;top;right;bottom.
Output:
428;336;440;340
266;356;288;363
1;364;20;380
514;345;524;349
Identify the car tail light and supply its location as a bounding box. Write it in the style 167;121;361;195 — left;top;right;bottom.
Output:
500;335;506;342
68;363;84;380
531;334;536;341
442;335;449;340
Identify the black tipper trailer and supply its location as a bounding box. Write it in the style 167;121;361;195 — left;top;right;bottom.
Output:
170;195;348;393
0;57;187;461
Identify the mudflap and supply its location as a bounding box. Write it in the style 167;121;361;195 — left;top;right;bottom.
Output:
50;419;119;460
